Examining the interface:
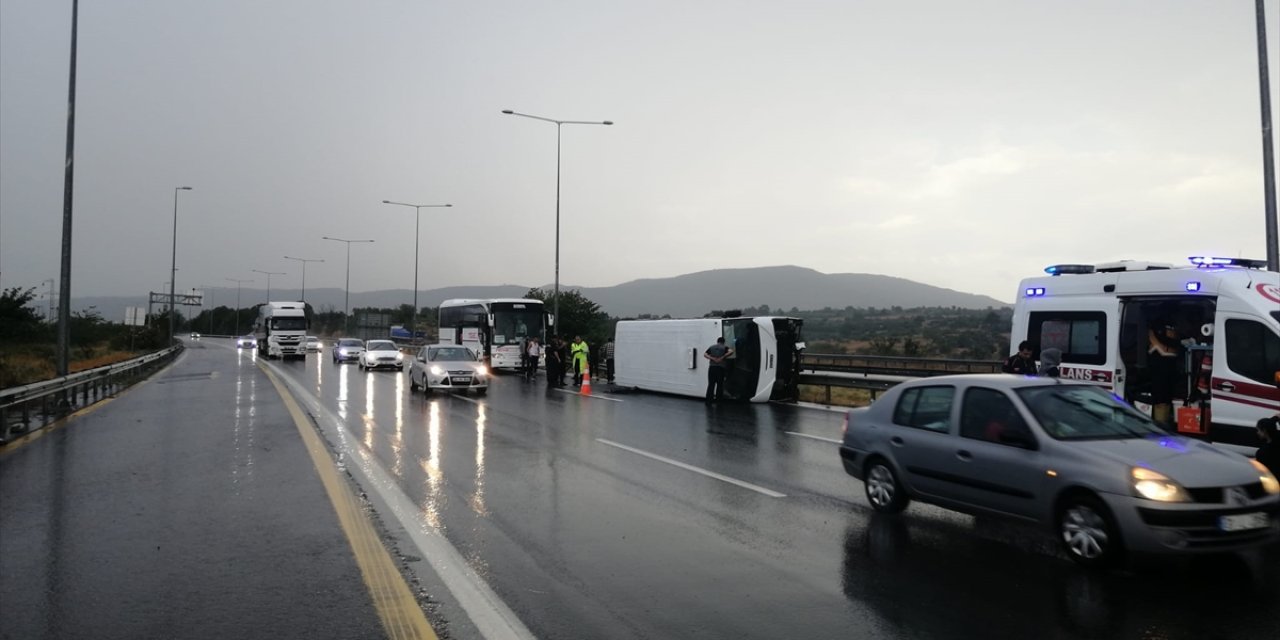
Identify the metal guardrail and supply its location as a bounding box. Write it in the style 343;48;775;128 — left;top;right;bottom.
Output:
797;352;1004;405
0;345;182;444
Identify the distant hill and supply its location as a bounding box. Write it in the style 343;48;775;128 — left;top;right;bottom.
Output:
68;266;1007;322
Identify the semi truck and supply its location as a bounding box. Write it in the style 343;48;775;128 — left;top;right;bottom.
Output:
253;301;309;359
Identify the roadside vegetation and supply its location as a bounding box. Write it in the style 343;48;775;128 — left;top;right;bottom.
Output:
0;287;171;388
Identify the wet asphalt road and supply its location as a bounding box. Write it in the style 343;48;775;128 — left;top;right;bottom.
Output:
0;341;385;640
4;340;1278;640
267;342;1278;640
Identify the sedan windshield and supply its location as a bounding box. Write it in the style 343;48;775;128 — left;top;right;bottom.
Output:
366;341;397;351
429;347;474;361
1016;385;1168;440
338;339;362;347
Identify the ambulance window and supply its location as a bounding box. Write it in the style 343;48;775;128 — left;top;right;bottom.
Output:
1028;311;1106;366
1225;319;1280;386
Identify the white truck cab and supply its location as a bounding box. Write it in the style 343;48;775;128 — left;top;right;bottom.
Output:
253;301;310;359
1011;257;1280;445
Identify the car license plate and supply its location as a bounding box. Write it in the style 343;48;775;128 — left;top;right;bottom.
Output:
451;376;472;385
1218;512;1268;532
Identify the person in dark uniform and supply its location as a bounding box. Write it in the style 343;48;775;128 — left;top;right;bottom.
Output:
545;337;564;388
1002;341;1037;375
704;337;733;402
1256;415;1280;476
1147;321;1183;429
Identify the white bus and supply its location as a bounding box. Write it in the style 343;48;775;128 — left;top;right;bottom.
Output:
438;298;548;370
614;316;806;402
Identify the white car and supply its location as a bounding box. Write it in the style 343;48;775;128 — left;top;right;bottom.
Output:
409;344;489;396
304;336;321;352
332;338;364;363
236;335;257;349
359;340;405;371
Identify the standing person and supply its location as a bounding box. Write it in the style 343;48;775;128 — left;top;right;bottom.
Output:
1147;320;1183;429
704;337;734;402
603;337;616;383
1256;415;1280;476
1003;341;1037;375
545;337;563;388
570;336;590;387
525;337;542;381
1037;347;1062;378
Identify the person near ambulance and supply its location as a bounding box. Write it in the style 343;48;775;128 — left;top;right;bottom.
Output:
1003;341;1037;375
1147;320;1186;429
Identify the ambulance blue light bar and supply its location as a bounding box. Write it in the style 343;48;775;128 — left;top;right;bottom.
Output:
1189;256;1267;269
1185;282;1201;292
1025;287;1047;297
1044;264;1095;276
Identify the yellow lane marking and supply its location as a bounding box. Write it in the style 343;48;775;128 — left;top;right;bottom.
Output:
260;363;439;640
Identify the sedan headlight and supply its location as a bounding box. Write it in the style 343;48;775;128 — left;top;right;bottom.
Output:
1131;467;1191;502
430;365;444;376
475;365;488;376
395;353;404;362
1250;459;1280;495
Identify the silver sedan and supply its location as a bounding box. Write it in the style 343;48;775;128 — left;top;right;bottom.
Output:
839;374;1279;567
409;345;489;396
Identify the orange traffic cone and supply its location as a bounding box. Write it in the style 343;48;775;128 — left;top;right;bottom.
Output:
580;366;592;395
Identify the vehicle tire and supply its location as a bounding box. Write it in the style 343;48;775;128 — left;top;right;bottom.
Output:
410;375;420;391
1056;494;1123;569
864;458;908;514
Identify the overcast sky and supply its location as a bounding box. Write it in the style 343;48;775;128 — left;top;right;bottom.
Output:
2;0;1277;305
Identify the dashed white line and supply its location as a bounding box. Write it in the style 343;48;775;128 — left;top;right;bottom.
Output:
595;438;787;498
785;431;842;445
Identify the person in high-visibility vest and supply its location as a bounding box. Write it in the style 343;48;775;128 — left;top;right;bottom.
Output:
571;336;590;388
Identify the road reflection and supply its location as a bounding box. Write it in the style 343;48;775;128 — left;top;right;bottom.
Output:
336;363;350;420
422;401;443;529
842;514;1280;639
471;404;487;516
233;344;257;490
363;370;375;450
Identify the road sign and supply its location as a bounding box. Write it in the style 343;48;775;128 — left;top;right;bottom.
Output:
124;307;146;327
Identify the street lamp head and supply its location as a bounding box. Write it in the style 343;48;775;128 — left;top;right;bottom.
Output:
603;121;614;125
381;200;392;203
445;204;453;207
502;110;514;114
178;186;193;190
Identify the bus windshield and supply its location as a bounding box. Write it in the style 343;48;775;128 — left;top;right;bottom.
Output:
491;303;544;346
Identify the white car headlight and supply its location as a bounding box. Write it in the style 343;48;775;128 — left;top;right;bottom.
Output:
1250;459;1280;495
395;353;404;362
1131;467;1191;502
475;365;488;376
430;365;444;375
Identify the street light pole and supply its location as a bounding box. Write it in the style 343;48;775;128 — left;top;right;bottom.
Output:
226;278;252;335
1254;0;1278;270
251;269;285;303
169;186;193;346
382;200;451;341
322;236;375;335
55;0;79;377
283;256;325;303
501;109;613;331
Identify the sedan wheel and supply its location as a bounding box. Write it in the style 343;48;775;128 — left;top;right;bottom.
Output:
864;460;908;514
1057;496;1122;568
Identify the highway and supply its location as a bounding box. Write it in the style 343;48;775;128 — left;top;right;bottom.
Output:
3;338;1278;640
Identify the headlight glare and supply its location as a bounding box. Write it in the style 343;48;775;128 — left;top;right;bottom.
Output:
1249;459;1280;495
430;365;444;375
1131;467;1191;502
476;365;489;376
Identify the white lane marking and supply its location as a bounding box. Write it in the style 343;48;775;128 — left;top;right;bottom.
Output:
554;389;623;402
266;361;536;640
595;438;787;498
785;431;842;445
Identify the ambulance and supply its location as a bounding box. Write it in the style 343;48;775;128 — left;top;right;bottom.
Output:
1010;257;1280;445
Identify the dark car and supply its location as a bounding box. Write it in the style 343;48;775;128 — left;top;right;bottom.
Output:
839;374;1280;567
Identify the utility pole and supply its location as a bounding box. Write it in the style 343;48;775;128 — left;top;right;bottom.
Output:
55;0;79;377
1255;0;1278;270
